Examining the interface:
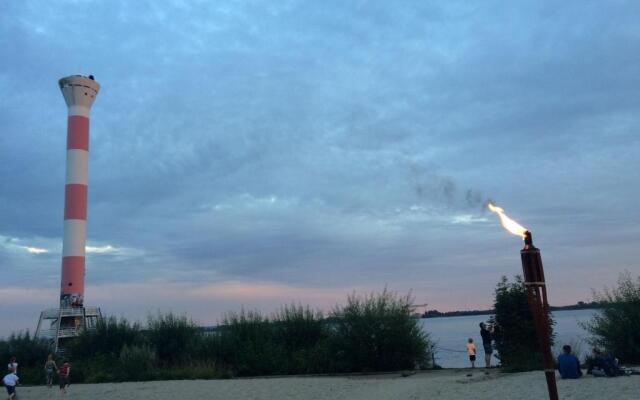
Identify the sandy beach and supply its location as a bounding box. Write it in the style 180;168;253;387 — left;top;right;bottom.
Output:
17;369;639;400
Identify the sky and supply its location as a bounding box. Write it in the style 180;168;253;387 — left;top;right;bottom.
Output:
1;1;639;337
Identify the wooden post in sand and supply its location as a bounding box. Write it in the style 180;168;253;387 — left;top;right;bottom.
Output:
520;231;559;400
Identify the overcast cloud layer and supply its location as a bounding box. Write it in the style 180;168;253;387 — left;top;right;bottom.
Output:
1;1;639;336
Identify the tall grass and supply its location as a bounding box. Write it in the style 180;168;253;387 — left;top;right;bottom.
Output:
70;316;144;358
146;313;201;366
3;290;433;383
213;305;330;376
214;309;283;376
66;313;207;382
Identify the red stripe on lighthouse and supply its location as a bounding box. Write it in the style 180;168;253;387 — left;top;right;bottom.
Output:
67;116;89;150
64;184;88;220
60;256;85;295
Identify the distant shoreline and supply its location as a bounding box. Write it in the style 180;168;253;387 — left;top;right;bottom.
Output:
420;301;601;319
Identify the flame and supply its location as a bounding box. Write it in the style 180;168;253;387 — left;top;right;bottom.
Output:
487;203;528;239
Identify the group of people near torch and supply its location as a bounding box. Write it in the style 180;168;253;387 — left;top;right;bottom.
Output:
464;321;638;379
465;322;496;369
2;354;72;399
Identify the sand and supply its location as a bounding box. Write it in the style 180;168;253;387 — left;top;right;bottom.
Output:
16;369;639;400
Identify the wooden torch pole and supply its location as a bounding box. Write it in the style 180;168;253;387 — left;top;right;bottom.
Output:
520;231;559;400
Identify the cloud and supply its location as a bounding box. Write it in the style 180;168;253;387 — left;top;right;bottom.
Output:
0;0;639;335
25;247;49;254
85;244;143;257
0;235;52;255
86;245;116;254
451;215;489;225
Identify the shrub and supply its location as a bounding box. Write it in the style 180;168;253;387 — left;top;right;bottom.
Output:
213;292;432;376
329;289;431;372
491;275;555;371
272;304;329;373
69;316;143;358
146;313;202;366
3;290;435;382
118;344;156;381
0;331;51;384
583;271;640;363
64;316;145;383
72;356;117;383
0;331;51;367
214;309;282;376
272;304;326;353
212;305;330;376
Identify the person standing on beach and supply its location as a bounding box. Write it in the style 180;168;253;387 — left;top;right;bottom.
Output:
479;322;494;368
58;360;71;396
7;356;17;374
44;354;59;388
466;338;477;368
3;368;19;400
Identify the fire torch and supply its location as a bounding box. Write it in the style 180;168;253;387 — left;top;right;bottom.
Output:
488;203;559;400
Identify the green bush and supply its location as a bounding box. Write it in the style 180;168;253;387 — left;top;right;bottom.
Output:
329;289;431;372
272;304;330;373
4;290;434;382
146;313;202;366
0;331;51;384
118;344;156;381
69;316;143;358
213;306;330;376
491;275;555;371
0;331;51;366
583;271;640;363
214;309;283;376
273;304;326;353
213;292;431;376
71;355;117;383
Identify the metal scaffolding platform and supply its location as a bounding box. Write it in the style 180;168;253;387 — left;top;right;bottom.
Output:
35;306;102;353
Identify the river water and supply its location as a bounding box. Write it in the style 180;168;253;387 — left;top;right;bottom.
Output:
420;309;597;368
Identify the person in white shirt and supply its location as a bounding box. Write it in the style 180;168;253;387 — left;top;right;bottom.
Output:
3;370;19;400
7;356;17;374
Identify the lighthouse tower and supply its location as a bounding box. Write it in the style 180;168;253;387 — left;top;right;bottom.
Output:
35;75;102;352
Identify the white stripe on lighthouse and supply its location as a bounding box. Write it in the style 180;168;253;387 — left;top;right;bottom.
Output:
68;105;90;117
65;150;89;185
62;220;87;257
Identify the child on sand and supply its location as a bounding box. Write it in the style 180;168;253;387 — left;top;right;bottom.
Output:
466;338;477;368
58;360;71;396
7;357;17;374
3;369;19;400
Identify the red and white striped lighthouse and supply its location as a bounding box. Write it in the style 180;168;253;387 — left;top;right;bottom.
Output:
58;75;100;308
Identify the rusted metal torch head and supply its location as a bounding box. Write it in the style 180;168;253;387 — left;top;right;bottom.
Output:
524;230;534;249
